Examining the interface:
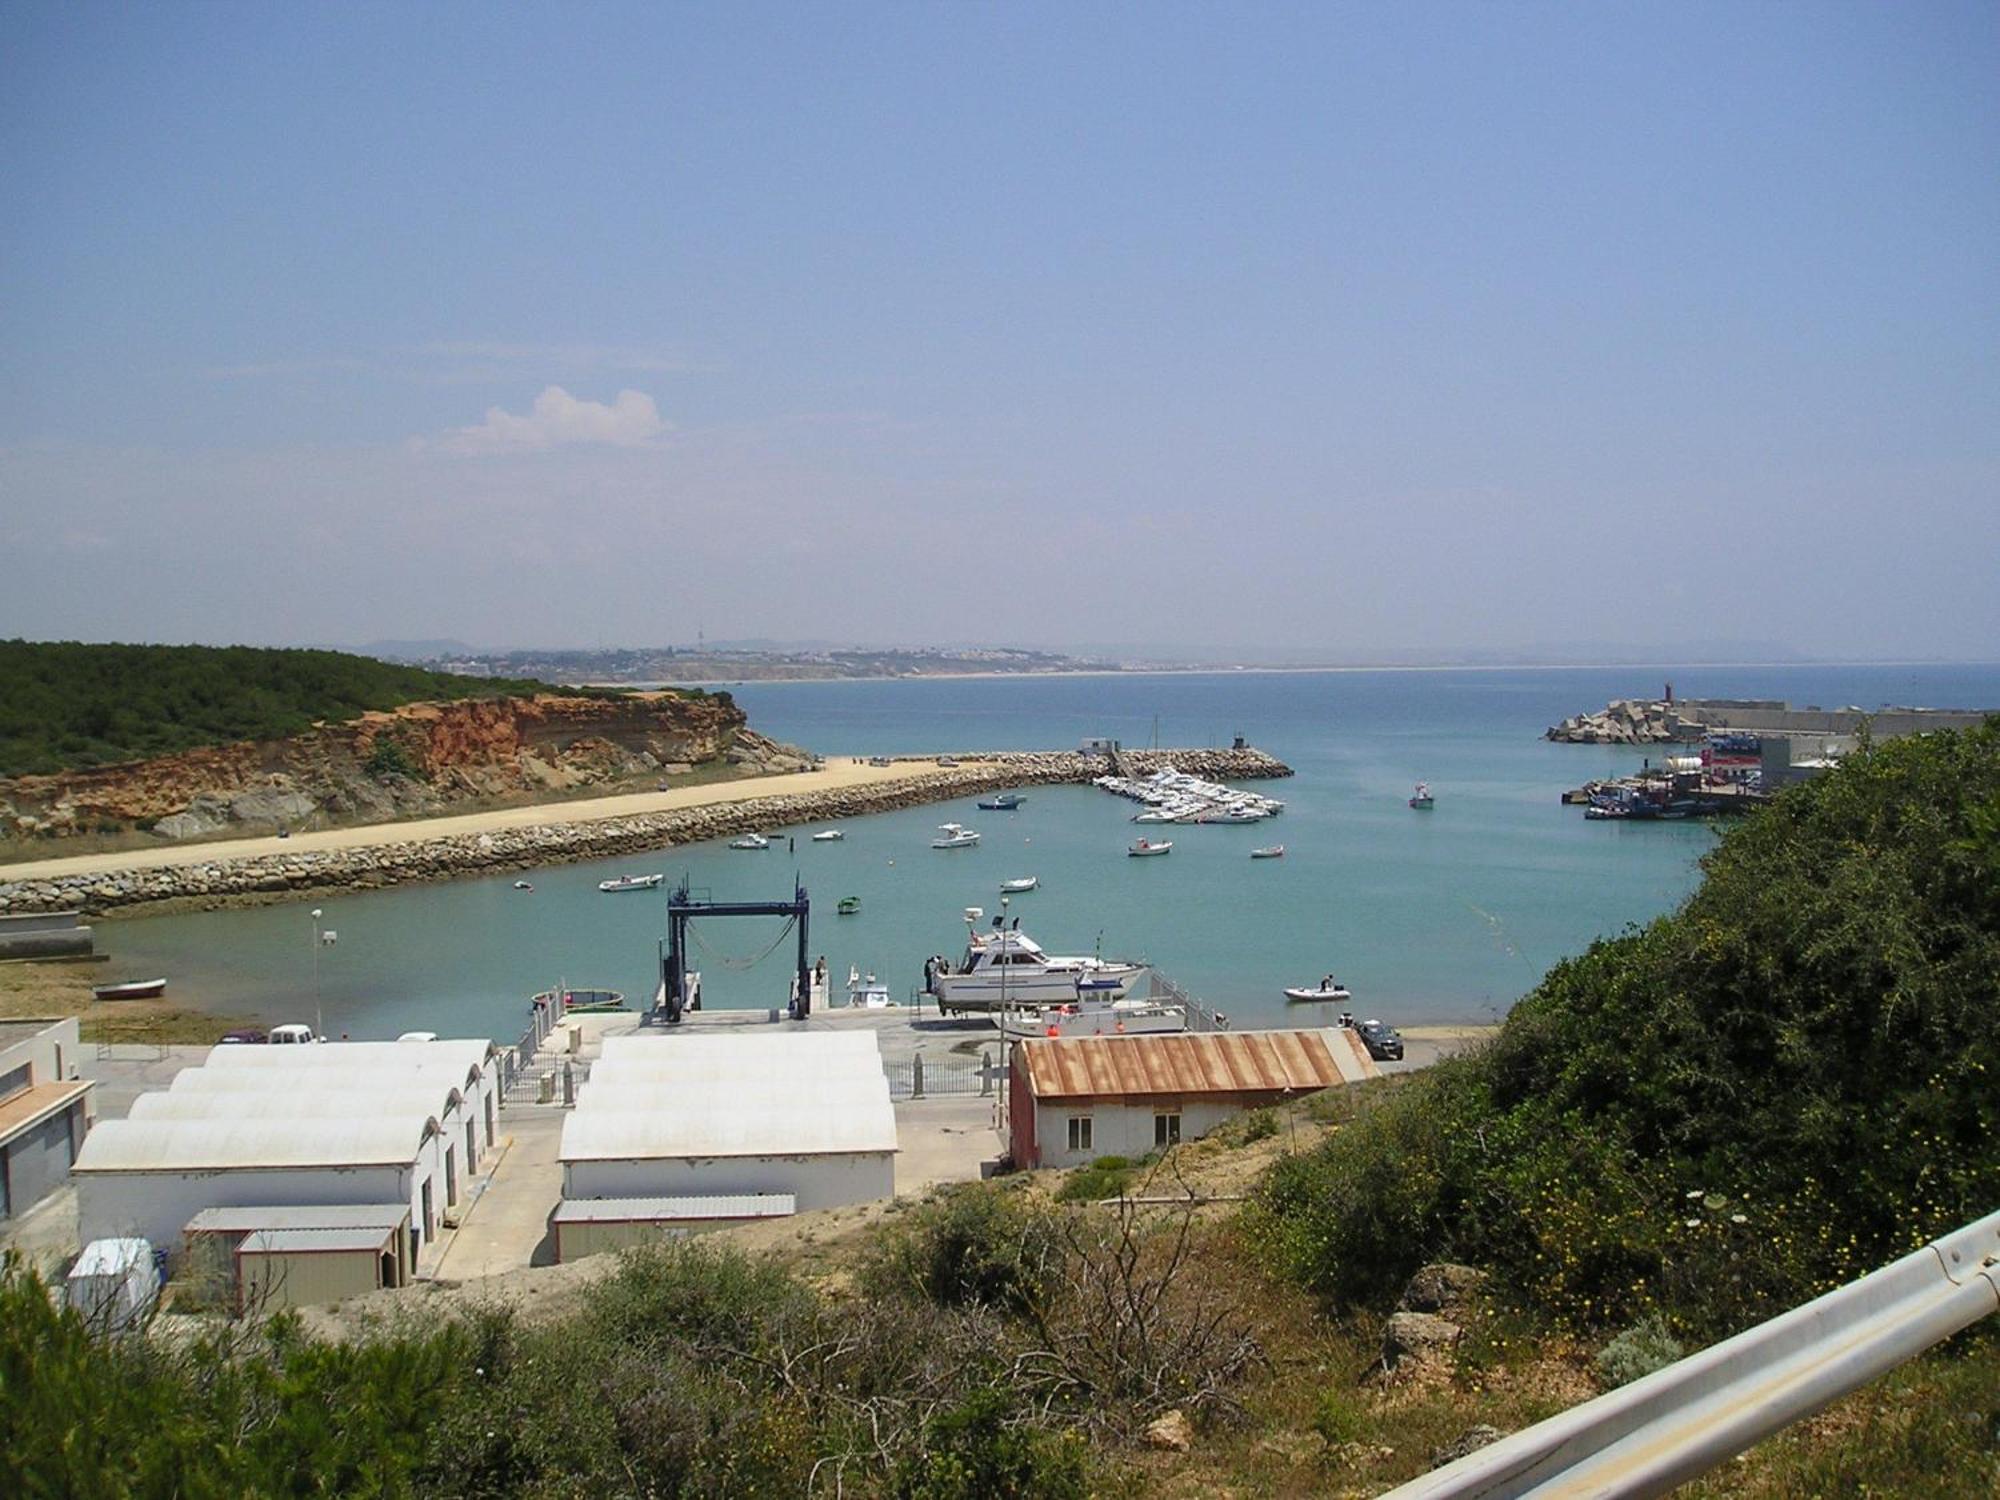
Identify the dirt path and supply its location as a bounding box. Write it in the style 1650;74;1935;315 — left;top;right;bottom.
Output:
0;759;943;884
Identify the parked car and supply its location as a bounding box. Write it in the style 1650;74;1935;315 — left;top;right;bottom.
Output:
268;1023;320;1045
217;1027;268;1045
1355;1019;1404;1062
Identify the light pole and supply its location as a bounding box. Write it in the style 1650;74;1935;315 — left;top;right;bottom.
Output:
309;908;336;1040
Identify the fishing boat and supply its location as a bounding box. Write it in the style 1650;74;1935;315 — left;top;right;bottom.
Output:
811;829;844;842
1127;838;1172;857
837;895;862;916
1409;782;1435;810
1283;981;1352;1004
932;823;981;849
845;966;896;1008
598;873;664;892
977;791;1026;811
92;977;166;1001
1000;876;1038;892
1250;845;1285;859
930;913;1147;1011
729;833;771;851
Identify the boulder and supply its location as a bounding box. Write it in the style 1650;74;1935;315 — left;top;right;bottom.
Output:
228;788;318;827
1432;1425;1505;1468
1144;1409;1193;1452
1382;1311;1462;1369
1398;1263;1487;1315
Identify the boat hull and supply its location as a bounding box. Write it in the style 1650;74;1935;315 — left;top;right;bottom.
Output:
1284;987;1352;1004
92;979;166;1001
934;964;1146;1010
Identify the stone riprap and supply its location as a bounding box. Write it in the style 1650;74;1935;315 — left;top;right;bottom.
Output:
0;748;1288;916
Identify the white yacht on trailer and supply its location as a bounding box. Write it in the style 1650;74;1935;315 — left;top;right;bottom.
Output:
929;912;1146;1011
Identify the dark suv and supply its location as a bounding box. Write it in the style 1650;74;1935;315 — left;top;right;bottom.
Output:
1355;1019;1404;1062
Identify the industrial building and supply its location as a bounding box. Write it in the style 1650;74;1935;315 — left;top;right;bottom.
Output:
72;1039;501;1267
1007;1027;1378;1169
554;1031;896;1257
0;1016;93;1223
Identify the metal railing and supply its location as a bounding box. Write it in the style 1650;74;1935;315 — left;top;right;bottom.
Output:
1145;971;1230;1032
1385;1207;2000;1499
882;1053;997;1099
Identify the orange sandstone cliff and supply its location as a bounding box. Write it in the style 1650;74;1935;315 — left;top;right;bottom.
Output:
0;691;803;841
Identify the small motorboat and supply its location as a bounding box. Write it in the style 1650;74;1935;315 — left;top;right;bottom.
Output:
92;978;166;1001
837;895;862;916
846;966;896;1008
729;833;771;851
1000;876;1038;892
811;829;845;842
1284;982;1353;1004
1250;845;1285;859
1409;782;1435;810
599;873;665;892
513;880;534;891
1128;839;1173;857
977;792;1026;811
932;823;981;849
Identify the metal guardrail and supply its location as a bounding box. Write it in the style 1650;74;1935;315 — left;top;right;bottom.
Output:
1386;1208;2000;1499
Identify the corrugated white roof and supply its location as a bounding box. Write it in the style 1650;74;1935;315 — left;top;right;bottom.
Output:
74;1117;434;1173
186;1204;410;1233
553;1194;796;1223
575;1077;888;1114
560;1100;898;1162
170;1063;468;1096
132;1089;461;1122
202;1039;494;1072
587;1052;886;1087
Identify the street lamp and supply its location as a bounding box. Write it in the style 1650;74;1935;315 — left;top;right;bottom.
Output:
309;907;337;1040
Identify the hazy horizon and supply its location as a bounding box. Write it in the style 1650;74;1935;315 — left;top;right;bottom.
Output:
4;5;1995;659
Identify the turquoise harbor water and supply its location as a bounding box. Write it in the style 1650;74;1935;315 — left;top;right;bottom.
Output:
96;664;2000;1042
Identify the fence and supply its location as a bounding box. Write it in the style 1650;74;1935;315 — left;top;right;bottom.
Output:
1144;971;1230;1032
882;1053;998;1099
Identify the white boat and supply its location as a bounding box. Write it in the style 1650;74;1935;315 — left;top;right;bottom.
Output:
1250;845;1285;859
92;977;166;1001
1410;782;1435;810
513;880;534;891
811;829;844;842
729;833;771;851
845;965;896;1009
932;822;981;849
1284;982;1353;1003
999;996;1187;1039
1000;876;1038;892
1128;839;1172;857
930;918;1146;1012
598;873;664;892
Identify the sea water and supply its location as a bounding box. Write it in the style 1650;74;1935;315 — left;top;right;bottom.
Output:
95;663;2000;1042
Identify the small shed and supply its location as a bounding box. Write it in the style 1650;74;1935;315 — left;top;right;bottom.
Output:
552;1194;796;1263
234;1225;404;1313
183;1203;413;1302
1009;1027;1378;1168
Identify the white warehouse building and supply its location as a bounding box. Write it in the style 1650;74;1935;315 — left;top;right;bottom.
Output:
558;1031;897;1218
73;1039;502;1253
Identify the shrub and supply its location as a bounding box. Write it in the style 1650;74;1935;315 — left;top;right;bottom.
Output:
1240;1108;1279;1143
864;1182;1060;1314
891;1389;1089;1500
1596;1314;1685;1388
1055;1155;1136;1203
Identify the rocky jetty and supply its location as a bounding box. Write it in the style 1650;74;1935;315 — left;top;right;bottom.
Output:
1545;699;1676;745
0;691;776;841
0;748;1290;916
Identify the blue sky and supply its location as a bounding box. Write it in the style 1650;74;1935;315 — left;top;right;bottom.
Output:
2;3;1994;658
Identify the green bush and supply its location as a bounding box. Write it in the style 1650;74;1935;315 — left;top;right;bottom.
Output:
864;1182;1060;1314
1240;1108;1279;1143
891;1389;1089;1500
1056;1155;1137;1203
1259;723;2000;1337
1596;1314;1685;1388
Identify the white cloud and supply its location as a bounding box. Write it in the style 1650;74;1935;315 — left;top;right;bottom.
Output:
441;386;667;454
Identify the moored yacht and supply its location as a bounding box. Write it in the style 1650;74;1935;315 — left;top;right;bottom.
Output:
929;915;1146;1012
932;822;981;849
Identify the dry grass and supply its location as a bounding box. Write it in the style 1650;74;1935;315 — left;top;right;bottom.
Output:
0;960;250;1043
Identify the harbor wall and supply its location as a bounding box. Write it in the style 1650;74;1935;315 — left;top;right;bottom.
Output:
0;748;1290;918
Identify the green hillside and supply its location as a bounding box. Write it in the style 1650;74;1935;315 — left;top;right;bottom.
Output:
0;640;553;777
1261;718;2000;1338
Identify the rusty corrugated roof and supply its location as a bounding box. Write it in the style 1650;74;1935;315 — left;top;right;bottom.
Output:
1019;1027;1377;1101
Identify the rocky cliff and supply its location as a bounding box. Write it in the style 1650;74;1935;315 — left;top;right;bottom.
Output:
0;692;797;841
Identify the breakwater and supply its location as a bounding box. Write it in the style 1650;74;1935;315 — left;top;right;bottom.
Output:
0;748;1288;917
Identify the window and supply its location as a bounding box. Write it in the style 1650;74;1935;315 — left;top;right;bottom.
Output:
1153;1112;1182;1147
1066;1115;1093;1152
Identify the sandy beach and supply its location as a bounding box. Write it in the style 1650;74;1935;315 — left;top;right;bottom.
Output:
0;758;947;885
